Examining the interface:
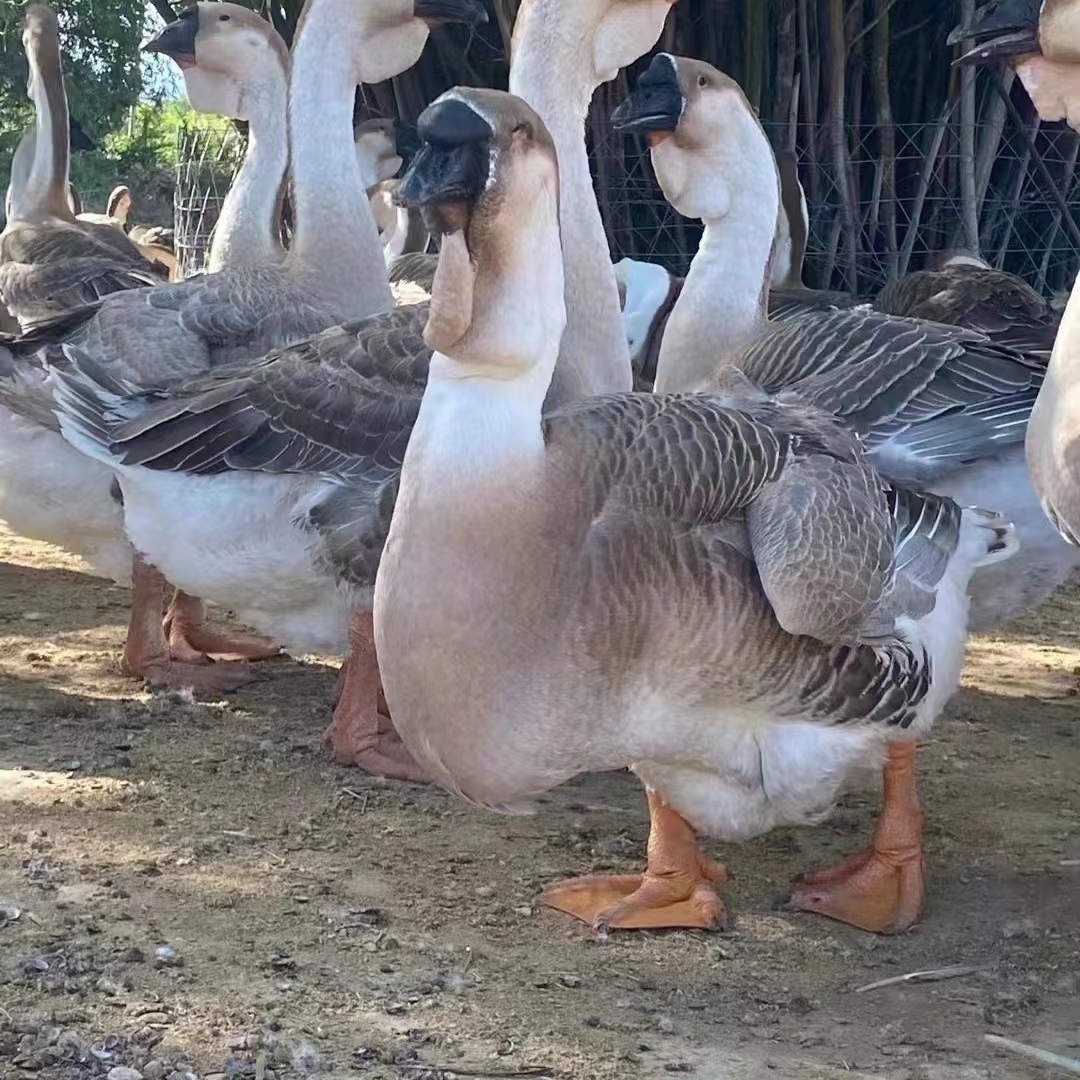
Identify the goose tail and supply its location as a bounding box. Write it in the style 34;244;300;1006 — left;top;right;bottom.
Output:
962;506;1020;569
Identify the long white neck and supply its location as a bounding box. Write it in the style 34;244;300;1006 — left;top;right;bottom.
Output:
287;2;393;318
510;20;632;408
656;153;779;393
208;74;289;272
12;46;70;222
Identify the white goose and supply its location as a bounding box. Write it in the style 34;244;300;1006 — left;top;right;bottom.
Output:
375;86;1016;936
50;0;658;778
611;54;1074;632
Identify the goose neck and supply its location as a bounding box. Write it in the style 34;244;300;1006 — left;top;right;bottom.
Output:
510;35;631;407
287;4;392;316
656;205;776;394
16;42;70;221
208;79;289;272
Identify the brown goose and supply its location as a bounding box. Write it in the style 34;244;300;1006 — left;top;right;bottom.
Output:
1;7;169;325
612;54;1074;632
49;0;669;778
952;0;1080;548
374;86;1016;936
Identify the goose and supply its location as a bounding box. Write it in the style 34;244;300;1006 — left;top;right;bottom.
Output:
612;54;1076;632
355;118;433;265
374;86;1016;935
76;186;182;282
49;0;668;778
0;0;374;691
1;7;170;326
75;185;133;230
952;0;1080;549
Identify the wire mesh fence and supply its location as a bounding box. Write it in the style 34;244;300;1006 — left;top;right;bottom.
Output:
173;121;246;276
174;104;1080;302
595;110;1080;300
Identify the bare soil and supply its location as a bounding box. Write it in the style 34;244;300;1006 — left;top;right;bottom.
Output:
0;524;1077;1080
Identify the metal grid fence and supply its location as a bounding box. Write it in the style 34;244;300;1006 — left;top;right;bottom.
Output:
175;110;1080;301
173;121;246;276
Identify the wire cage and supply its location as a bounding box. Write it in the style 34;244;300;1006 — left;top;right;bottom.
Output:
173;120;247;276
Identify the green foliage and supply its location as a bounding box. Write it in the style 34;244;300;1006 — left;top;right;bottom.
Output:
0;0;149;143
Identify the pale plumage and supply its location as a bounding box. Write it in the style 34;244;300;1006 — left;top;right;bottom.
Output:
612;53;1078;630
375;86;1017;937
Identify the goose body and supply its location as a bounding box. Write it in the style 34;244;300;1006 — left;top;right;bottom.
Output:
376;86;1016;936
954;1;1080;548
613;54;1077;631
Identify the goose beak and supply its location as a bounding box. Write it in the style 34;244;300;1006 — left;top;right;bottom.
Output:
413;0;489;28
611;54;684;136
143;7;199;67
397;97;493;236
948;0;1040;65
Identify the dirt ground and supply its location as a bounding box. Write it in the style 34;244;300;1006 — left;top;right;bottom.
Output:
0;525;1077;1080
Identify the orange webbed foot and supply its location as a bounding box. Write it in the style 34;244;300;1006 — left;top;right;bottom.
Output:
789;741;925;935
543;790;729;935
164;592;281;663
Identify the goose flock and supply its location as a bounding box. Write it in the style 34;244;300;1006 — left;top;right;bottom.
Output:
1;0;1078;938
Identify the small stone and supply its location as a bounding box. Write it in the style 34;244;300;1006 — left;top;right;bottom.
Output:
558;974;581;988
513;906;533;917
108;1068;144;1080
385;1003;407;1016
142;1060;166;1080
123;947;146;964
474;886;495;898
154;946;182;969
656;1016;677;1035
664;1064;693;1074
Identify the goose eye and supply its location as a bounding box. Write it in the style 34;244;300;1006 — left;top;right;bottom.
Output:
513;122;532;138
219;12;231;20
697;75;708;88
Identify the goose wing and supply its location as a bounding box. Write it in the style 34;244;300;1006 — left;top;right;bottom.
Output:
0;220;167;323
874;266;1058;358
55;303;429;482
737;306;1044;484
544;390;901;644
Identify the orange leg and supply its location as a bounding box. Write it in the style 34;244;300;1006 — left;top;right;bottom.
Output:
163;590;281;663
321;611;427;782
543;790;729;935
122;556;255;692
789;741;924;934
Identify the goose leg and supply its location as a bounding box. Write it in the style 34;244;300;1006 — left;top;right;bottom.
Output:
122;556;255;692
163;590;281;663
788;741;924;934
321;611;427;782
543;790;729;934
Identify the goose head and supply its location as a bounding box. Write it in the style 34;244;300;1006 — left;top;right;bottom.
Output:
397;88;565;369
932;249;992;271
21;5;61;85
612;54;776;223
513;0;677;90
355;118;404;189
143;3;290;122
335;0;488;86
951;0;1080;129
